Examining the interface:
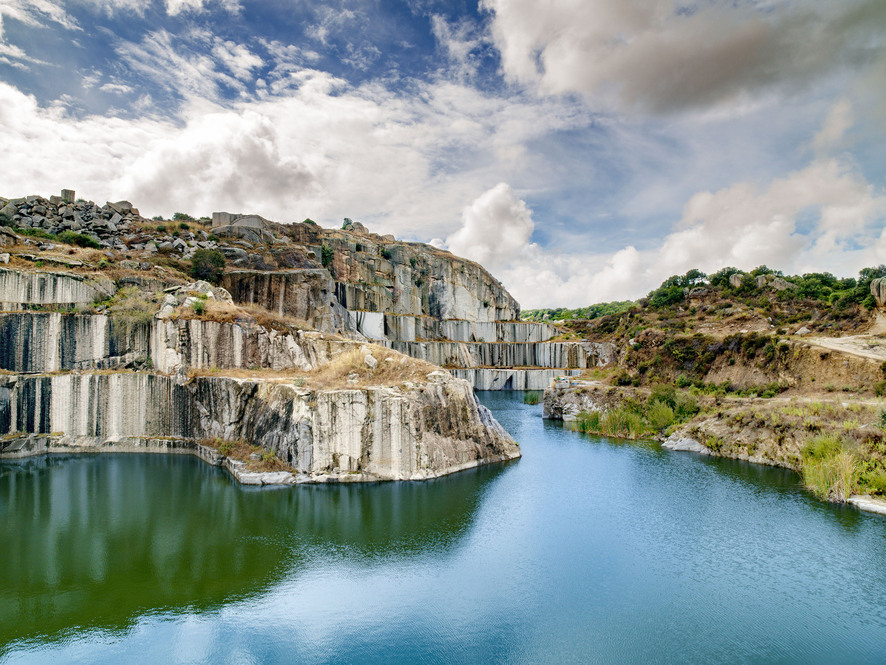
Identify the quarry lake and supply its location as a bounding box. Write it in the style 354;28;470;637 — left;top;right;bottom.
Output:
2;391;886;664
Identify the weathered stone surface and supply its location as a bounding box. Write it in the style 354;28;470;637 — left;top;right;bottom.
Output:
872;278;886;308
383;340;616;370
662;434;712;455
1;370;520;482
0;312;151;372
729;273;744;288
454;368;581;391
192;372;519;480
223;269;341;333
0;267;114;310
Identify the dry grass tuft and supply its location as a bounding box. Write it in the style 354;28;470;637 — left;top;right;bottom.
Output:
172;298;313;332
188;344;439;390
200;437;293;472
306;344;438;390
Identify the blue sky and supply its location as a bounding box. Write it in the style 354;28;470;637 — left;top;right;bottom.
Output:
2;0;885;307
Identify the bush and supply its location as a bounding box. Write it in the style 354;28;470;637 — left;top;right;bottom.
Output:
523;391;541;405
321;244;334;268
56;231;101;248
574;410;602;433
647;400;675;431
802;434;858;501
190;248;226;284
173;212;196;222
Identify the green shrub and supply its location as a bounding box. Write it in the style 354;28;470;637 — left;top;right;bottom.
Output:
574;410;601;433
523;391;541;405
321;244;334;268
192;300;206;315
12;227;54;240
190;248;226;284
802;434;858;501
601;408;645;438
56;231;101;248
647;400;675;431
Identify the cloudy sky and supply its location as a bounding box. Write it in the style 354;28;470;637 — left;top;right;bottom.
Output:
2;1;885;307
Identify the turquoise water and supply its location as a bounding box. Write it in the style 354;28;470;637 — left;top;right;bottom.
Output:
2;391;886;664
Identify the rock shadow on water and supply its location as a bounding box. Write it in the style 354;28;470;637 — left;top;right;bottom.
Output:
0;452;508;652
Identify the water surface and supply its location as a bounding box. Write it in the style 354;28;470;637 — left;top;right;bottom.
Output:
2;391;885;664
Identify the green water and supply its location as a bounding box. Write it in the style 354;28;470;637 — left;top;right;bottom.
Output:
2;391;886;664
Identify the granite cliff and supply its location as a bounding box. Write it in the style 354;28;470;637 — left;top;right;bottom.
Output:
0;190;536;483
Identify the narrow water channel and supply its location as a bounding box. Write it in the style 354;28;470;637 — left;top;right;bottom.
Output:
2;391;885;664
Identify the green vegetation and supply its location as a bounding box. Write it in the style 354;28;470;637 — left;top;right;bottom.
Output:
321;244;334;268
190;249;226;284
12;227;54;240
56;231;101;248
523;300;636;322
12;227;101;248
802;435;858;501
572;385;698;439
172;212;196;222
523;391;541;405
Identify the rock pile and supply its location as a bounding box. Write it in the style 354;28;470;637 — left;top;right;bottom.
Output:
0;190;225;258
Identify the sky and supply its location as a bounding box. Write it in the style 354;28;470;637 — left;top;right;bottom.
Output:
1;0;885;308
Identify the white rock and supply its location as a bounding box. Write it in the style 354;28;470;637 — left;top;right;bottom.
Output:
364;354;378;370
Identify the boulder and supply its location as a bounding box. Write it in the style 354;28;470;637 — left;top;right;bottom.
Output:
871;278;886;308
729;273;744;288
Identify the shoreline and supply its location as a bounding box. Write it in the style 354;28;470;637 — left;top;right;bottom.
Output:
0;434;520;486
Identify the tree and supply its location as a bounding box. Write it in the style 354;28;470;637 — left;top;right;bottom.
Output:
190;249;226;284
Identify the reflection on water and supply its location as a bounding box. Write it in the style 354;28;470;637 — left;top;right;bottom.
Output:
2;393;886;665
0;453;505;648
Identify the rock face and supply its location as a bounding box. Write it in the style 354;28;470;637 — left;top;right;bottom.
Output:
0;370;519;482
222;269;342;333
192;372;518;480
0;312;150;372
0;267;113;310
872;278;886;309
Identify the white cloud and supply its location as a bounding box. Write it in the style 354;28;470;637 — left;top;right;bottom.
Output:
0;0;78;65
0;71;586;240
99;82;133;94
211;39;264;81
446;183;535;268
441;154;886;308
481;0;886;114
813;99;853;155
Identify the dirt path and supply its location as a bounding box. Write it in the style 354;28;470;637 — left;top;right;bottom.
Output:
805;333;886;362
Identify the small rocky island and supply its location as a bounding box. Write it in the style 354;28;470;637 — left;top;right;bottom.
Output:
0;190;545;484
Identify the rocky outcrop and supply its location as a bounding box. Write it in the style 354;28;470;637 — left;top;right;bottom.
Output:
319;231;520;322
353;313;558;343
151;317;354;373
193;371;517;480
383;340;616;370
542;380;607;421
0;267;114;310
871;278;886;309
0;370;519;482
453;368;581;391
0;312;150;372
222;269;342;333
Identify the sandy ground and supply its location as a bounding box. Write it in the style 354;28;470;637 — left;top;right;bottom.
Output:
805;313;886;362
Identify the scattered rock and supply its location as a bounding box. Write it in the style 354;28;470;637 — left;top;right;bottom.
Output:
364;354;378;370
662;435;711;455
